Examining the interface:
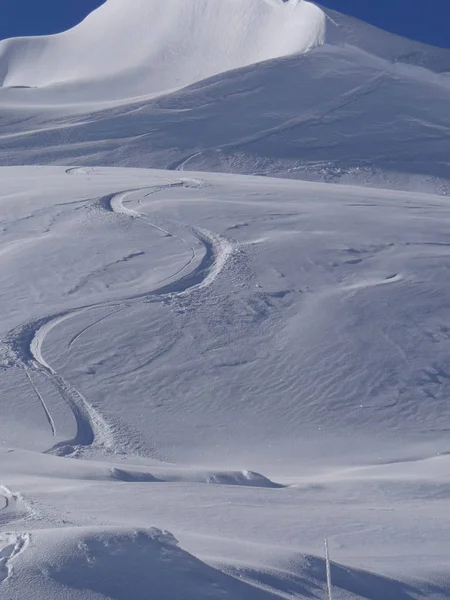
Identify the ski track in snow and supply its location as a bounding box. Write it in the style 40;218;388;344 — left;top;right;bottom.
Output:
67;307;124;351
5;181;235;457
24;367;56;438
168;152;205;172
65;167;98;176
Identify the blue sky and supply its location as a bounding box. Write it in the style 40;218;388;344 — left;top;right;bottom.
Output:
0;0;448;49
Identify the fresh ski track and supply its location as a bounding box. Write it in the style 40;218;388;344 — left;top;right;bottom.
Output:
67;307;125;351
23;367;56;438
5;181;234;457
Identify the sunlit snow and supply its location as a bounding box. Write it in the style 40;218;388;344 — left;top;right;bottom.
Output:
1;1;450;599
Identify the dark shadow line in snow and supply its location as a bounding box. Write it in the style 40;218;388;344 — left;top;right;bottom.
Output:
24;366;56;437
103;187;233;298
68;252;145;296
143;227;214;296
68;307;125;350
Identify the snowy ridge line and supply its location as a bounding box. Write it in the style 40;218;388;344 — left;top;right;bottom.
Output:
3;183;235;457
0;0;325;96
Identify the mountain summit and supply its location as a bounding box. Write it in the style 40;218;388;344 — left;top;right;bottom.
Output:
0;0;449;192
0;0;326;97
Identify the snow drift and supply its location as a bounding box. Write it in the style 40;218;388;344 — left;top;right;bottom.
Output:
2;527;277;600
3;526;429;600
0;0;326;97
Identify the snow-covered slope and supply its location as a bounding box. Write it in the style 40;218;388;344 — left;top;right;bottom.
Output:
0;0;325;97
0;2;449;191
2;166;450;599
4;166;450;465
3;3;450;599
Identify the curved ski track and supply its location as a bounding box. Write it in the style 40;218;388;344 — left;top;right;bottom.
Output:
23;367;56;438
5;182;234;457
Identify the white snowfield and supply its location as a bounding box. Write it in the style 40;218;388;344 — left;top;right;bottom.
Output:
2;166;450;599
0;0;325;94
0;0;449;190
1;0;450;599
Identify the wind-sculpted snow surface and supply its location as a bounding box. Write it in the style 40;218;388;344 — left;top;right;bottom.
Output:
0;0;325;96
2;180;234;457
0;1;449;191
4;526;443;600
2;2;450;597
2;166;450;598
2;527;286;600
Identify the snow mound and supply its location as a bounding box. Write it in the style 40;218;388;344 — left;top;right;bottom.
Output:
2;527;281;600
0;0;325;97
0;451;282;488
110;467;282;487
202;470;283;487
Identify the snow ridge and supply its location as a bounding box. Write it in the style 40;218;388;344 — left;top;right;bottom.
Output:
0;0;326;97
